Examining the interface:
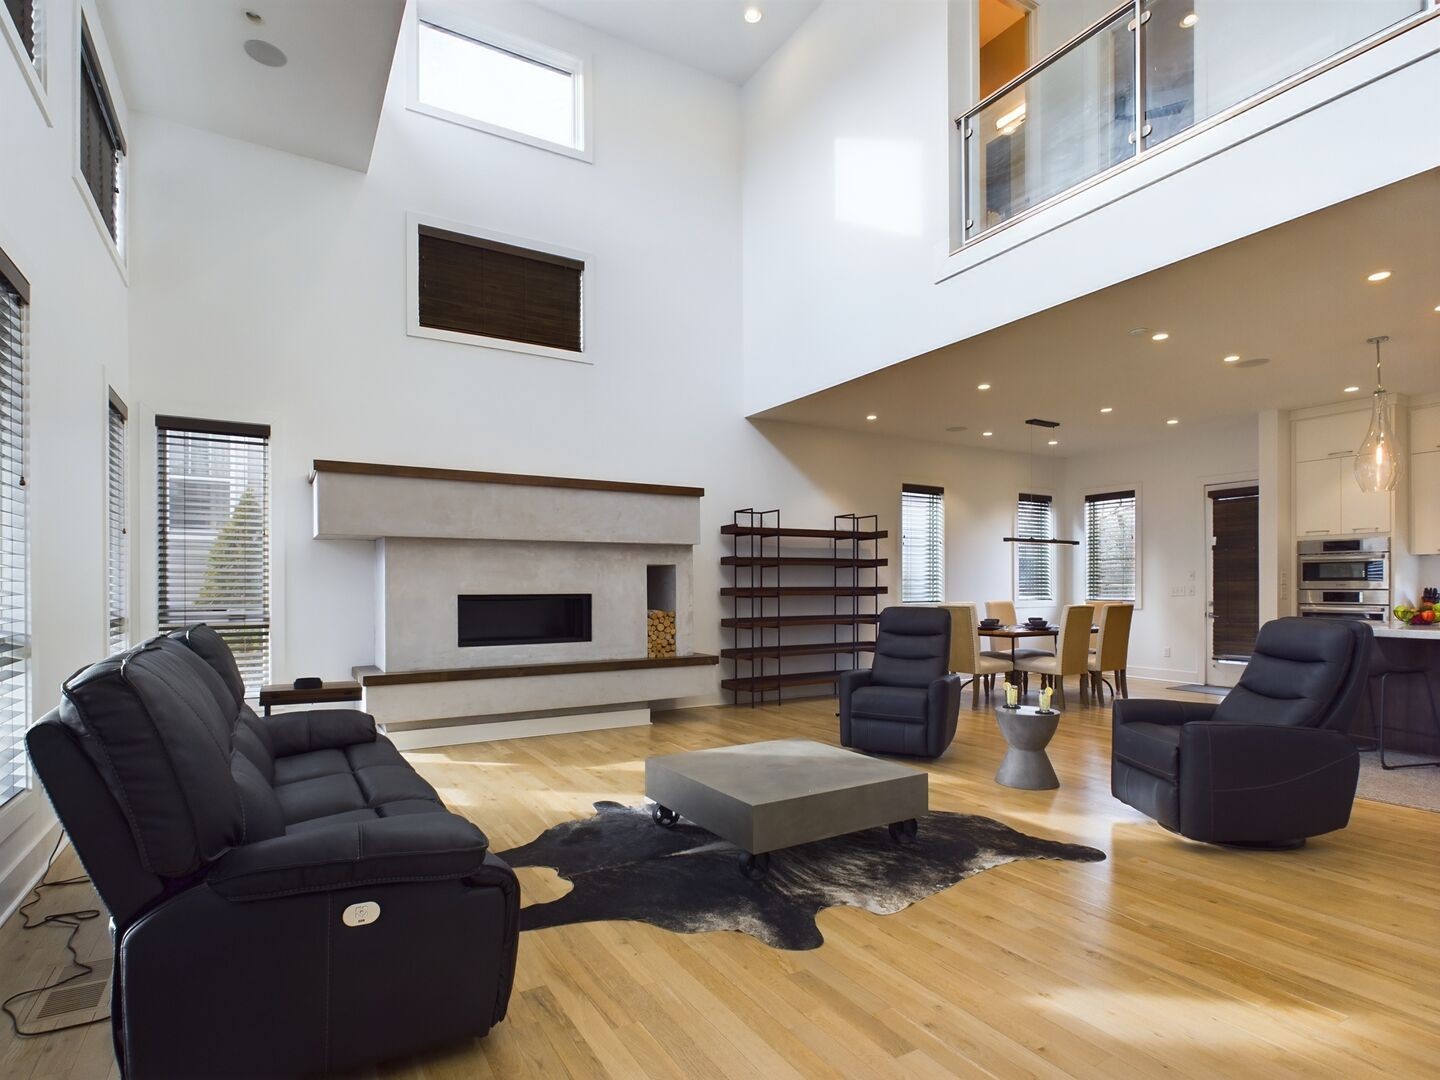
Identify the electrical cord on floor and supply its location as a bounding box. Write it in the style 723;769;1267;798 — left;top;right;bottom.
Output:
2;831;108;1037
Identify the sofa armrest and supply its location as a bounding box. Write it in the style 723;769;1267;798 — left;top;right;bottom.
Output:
209;814;489;901
259;708;377;756
1113;698;1219;728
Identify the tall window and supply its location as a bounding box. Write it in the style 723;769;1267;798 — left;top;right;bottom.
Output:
106;393;128;653
3;0;37;64
156;417;270;694
412;14;588;159
79;18;125;245
0;249;29;808
901;484;944;604
1085;489;1138;601
1015;493;1055;602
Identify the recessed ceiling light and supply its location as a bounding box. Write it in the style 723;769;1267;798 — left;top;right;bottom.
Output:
1223;354;1240;363
743;6;763;23
1166;418;1180;425
1151;331;1169;341
1433;304;1439;312
982;431;993;437
1367;270;1391;282
1179;12;1198;28
865;414;877;421
1344;386;1360;393
1047;439;1059;446
243;38;287;66
976;383;991;391
1099;407;1113;413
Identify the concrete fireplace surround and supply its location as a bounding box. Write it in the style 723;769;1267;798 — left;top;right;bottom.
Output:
311;461;716;747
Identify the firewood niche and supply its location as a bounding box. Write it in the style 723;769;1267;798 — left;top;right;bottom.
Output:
720;510;888;704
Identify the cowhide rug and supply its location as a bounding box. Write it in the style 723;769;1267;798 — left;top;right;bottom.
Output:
497;801;1105;951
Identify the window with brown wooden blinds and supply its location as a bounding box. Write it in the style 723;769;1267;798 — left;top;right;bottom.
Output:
156;417;270;695
1209;486;1259;660
107;395;128;654
4;0;35;60
0;258;29;809
417;225;583;352
79;19;125;242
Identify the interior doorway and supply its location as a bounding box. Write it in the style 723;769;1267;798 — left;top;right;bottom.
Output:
1205;483;1259;687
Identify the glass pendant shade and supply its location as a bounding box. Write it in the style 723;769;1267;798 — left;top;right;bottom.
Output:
1354;390;1401;493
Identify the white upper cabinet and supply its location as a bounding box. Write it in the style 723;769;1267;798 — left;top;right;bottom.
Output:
1295;458;1344;537
1411;404;1440;454
1293;410;1370;462
1411;449;1440;556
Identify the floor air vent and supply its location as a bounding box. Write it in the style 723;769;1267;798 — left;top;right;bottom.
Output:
21;957;112;1030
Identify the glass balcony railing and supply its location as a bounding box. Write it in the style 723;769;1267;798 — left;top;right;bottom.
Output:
959;0;1431;244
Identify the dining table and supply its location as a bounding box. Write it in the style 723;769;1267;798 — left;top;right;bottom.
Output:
980;624;1098;685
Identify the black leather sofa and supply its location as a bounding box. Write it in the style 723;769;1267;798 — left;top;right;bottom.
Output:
26;625;519;1078
1111;617;1371;847
839;606;963;758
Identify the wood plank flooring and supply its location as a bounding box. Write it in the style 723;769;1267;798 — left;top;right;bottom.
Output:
2;679;1437;1079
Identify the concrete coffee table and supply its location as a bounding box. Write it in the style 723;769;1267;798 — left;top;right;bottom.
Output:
993;705;1061;790
645;738;928;878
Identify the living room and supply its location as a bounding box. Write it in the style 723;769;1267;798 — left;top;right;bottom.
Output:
1;0;1438;1076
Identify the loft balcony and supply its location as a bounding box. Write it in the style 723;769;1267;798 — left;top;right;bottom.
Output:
958;0;1436;246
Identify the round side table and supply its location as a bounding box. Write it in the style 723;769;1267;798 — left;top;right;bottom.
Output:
994;705;1061;790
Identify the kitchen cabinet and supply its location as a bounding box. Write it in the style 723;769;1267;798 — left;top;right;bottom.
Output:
1412;405;1440;454
1412;450;1440;555
1293;411;1370;462
1294;455;1391;537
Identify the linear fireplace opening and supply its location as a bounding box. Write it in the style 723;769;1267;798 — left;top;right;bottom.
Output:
457;594;592;648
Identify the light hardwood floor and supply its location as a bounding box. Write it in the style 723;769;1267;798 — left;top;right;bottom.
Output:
2;679;1438;1079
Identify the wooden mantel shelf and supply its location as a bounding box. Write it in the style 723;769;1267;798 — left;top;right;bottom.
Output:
355;653;719;687
311;459;703;498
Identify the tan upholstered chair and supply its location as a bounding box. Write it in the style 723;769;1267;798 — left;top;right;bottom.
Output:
1016;605;1094;709
941;604;1012;706
985;600;1018;625
1087;600;1114;653
1088;603;1133;703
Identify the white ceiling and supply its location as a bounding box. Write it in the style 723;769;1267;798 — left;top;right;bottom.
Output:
756;169;1440;458
96;0;405;171
528;0;822;83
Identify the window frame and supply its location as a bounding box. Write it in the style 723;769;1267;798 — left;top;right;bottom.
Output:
155;415;272;697
1013;491;1057;605
1083;485;1142;608
73;11;126;276
900;484;945;605
106;389;128;654
1;0;49;123
406;4;593;163
0;245;31;812
405;210;591;363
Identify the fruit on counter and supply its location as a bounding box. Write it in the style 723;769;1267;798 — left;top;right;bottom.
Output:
1394;604;1415;623
1422;610;1437;625
1395;604;1437;625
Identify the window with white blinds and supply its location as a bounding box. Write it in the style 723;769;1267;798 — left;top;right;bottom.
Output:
106;394;127;653
1015;493;1055;602
156;417;271;695
901;484;944;604
0;255;29;809
1085;489;1138;601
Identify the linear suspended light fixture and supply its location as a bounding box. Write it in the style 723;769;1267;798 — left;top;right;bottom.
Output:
1003;420;1080;545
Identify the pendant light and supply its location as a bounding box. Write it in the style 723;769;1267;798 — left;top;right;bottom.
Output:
1354;336;1401;494
1003;420;1079;546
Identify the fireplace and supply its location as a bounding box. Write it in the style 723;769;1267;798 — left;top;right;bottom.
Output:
457;594;592;648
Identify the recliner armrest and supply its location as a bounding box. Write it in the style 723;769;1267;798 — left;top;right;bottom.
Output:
260;708;377;756
837;669;874;747
209;814;489;901
1113;698;1218;727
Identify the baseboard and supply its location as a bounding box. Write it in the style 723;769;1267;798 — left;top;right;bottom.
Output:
1124;666;1202;685
386;706;651;750
0;807;64;929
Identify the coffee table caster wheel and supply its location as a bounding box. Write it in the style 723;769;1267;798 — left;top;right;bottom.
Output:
652;805;679;828
738;852;770;880
888;819;918;845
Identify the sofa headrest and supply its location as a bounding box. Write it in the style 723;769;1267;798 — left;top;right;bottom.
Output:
60;635;244;877
1216;617;1371;729
168;624;247;709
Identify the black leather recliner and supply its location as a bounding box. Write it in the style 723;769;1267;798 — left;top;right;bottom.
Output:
1112;617;1372;847
839;606;963;758
26;625;519;1078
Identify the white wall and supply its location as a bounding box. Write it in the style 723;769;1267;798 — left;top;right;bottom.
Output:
742;0;1440;414
0;0;131;918
1059;417;1259;683
125;3;1046;699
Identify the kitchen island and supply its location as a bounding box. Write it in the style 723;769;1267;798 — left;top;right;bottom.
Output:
1359;625;1440;757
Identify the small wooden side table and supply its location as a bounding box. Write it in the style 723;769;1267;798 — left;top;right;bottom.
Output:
993;704;1061;790
257;681;362;717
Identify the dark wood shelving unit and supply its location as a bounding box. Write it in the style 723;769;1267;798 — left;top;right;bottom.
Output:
723;509;886;705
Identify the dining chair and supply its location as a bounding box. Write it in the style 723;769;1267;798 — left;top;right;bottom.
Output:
1016;605;1094;709
941;603;1012;707
985;600;1018;625
1088;603;1133;703
1087;600;1114;654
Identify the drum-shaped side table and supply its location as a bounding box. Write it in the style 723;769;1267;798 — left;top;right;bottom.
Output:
994;705;1060;790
